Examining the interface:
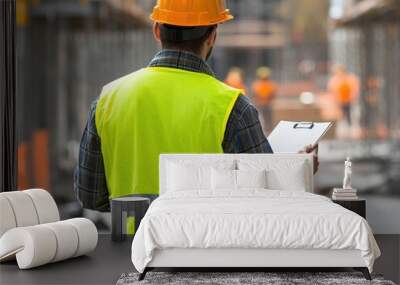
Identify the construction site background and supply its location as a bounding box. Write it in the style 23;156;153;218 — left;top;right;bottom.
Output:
15;0;400;234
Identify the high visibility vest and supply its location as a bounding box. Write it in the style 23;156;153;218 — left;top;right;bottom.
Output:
337;78;352;104
252;79;276;105
96;67;241;198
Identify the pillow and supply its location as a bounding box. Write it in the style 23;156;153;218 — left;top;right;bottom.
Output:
167;162;211;191
211;169;268;190
236;169;268;189
266;163;307;191
238;159;309;191
166;159;235;170
166;159;236;192
211;168;236;190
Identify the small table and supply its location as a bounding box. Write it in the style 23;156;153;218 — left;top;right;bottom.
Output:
332;199;366;219
111;197;150;242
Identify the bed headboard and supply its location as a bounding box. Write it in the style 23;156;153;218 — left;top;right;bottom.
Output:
159;154;314;195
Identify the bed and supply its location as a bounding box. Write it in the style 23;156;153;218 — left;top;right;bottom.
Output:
131;154;381;281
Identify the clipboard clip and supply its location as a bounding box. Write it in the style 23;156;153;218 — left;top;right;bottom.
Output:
293;122;314;129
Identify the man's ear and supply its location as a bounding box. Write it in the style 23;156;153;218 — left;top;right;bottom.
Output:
153;22;161;42
206;26;217;47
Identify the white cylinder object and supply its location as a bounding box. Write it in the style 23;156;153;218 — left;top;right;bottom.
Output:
66;218;98;257
24;189;59;224
0;192;39;227
0;218;98;269
0;196;17;237
0;226;57;269
43;221;79;262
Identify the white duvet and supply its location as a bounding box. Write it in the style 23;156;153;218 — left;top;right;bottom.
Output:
131;190;380;273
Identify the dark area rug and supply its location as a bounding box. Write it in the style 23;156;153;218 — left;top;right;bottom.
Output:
117;272;396;285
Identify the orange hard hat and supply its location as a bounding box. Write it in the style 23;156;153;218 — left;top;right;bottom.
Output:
151;0;234;27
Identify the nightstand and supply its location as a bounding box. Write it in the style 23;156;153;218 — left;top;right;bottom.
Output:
332;199;366;219
111;197;150;242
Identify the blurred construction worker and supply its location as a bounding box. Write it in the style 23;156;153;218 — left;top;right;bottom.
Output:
224;67;247;95
74;0;318;211
328;64;360;125
252;66;277;132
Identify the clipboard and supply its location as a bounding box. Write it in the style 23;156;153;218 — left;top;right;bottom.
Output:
267;121;333;153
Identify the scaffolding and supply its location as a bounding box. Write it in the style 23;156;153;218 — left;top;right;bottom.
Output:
330;0;400;139
317;0;400;196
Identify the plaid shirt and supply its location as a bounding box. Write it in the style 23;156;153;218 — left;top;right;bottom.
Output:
74;50;272;211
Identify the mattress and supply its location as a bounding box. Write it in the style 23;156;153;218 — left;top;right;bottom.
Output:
131;190;380;273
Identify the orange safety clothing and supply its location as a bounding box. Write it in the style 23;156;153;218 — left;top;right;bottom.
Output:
252;79;277;106
328;74;359;104
225;79;247;95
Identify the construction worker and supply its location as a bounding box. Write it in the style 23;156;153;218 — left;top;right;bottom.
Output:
74;0;318;211
252;66;277;133
224;67;247;95
328;64;360;125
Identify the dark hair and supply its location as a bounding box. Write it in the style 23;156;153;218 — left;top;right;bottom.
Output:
160;24;217;55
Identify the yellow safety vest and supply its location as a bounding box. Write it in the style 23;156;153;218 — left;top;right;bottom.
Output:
96;67;240;198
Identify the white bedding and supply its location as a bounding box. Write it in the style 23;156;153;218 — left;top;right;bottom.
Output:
131;190;380;273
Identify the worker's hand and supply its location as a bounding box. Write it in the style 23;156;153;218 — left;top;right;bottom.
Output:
299;144;319;174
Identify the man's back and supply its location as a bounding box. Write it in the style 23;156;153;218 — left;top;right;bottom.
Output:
95;67;240;198
74;50;272;211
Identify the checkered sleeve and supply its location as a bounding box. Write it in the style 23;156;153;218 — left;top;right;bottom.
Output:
223;95;273;153
74;100;110;212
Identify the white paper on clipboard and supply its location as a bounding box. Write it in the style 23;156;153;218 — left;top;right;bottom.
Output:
268;121;333;153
